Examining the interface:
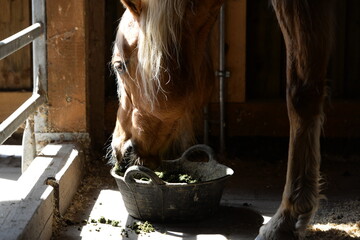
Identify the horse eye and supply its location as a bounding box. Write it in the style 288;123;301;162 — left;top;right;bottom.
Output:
114;61;127;74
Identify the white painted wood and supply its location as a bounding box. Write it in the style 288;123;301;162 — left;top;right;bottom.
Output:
22;116;36;173
0;144;84;240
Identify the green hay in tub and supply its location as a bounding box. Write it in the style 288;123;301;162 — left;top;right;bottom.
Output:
114;162;126;176
114;163;199;183
153;171;199;184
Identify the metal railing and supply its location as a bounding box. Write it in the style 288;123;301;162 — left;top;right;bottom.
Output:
0;0;47;171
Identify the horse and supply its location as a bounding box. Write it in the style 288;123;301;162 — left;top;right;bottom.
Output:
110;0;336;239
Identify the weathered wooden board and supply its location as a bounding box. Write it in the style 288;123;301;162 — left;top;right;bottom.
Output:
0;0;31;90
207;100;360;138
0;144;84;240
0;92;32;123
46;0;88;132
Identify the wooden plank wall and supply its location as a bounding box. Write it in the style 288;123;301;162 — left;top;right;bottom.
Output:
0;0;31;123
0;0;106;151
46;1;88;133
104;0;360;138
209;0;360;138
246;0;285;100
211;0;247;103
42;0;359;146
329;0;360;99
0;92;32;122
0;0;31;90
46;0;106;152
2;0;357;147
246;0;360;101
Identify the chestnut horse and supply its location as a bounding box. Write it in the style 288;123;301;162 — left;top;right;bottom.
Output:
111;0;335;239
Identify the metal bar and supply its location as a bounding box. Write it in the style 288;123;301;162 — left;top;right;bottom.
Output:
0;94;45;144
0;23;44;60
219;4;226;155
32;0;48;133
0;0;47;169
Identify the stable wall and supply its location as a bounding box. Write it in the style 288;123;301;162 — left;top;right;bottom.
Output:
1;0;359;154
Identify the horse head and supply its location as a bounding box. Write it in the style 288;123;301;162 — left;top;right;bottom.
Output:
110;0;224;169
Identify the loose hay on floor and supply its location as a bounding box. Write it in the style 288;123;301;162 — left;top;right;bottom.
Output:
306;200;360;239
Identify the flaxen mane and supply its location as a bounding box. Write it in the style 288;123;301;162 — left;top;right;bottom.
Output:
127;0;187;108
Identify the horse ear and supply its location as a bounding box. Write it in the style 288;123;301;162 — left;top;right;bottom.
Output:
121;0;142;17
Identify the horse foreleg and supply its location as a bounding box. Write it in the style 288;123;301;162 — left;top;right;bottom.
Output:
256;1;335;239
257;102;324;240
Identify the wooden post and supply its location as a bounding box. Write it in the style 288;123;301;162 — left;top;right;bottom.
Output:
46;0;88;132
226;0;247;103
87;0;105;153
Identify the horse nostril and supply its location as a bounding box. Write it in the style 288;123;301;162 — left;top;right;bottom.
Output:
123;147;132;159
122;139;137;165
123;140;135;158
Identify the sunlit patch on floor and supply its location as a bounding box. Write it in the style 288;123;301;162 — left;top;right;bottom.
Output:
306;200;360;240
262;215;272;224
311;223;360;236
307;223;360;240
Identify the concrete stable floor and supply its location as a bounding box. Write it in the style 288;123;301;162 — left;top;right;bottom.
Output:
52;139;360;240
0;145;22;201
1;139;359;239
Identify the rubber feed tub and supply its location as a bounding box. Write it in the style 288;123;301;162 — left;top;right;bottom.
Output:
111;144;234;222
